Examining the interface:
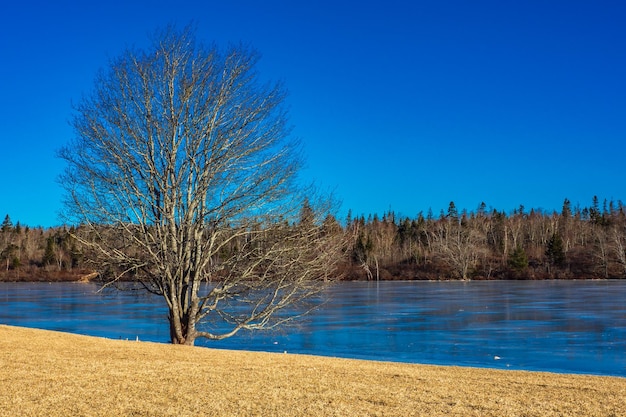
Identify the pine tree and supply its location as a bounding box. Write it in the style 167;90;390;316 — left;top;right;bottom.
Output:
508;245;528;272
298;198;315;226
561;198;572;219
42;237;56;266
447;201;459;223
1;215;12;234
590;195;601;224
546;233;565;267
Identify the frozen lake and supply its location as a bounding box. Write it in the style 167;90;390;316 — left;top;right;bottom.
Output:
1;280;624;376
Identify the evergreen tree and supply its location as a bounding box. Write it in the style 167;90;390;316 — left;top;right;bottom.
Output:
42;237;56;266
1;244;18;271
1;215;12;234
345;209;352;227
352;233;373;264
447;201;459;223
508;245;528;272
298;198;315;226
590;195;601;224
546;233;565;267
561;198;572;219
477;201;487;216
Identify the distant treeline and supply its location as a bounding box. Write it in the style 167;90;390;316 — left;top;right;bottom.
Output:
0;216;87;281
340;197;626;280
2;196;626;281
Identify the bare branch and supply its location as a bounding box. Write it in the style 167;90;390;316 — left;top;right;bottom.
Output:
59;25;344;345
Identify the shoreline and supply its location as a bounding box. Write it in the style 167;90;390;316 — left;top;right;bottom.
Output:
1;325;624;416
0;271;626;285
6;323;625;379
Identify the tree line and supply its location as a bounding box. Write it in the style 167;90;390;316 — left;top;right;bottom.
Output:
2;196;626;282
0;215;84;281
340;196;626;280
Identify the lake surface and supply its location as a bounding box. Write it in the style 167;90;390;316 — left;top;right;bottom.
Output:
1;280;624;377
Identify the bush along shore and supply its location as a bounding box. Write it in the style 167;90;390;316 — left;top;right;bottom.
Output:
0;325;624;417
3;196;626;282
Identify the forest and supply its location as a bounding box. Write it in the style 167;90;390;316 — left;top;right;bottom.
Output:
1;196;626;282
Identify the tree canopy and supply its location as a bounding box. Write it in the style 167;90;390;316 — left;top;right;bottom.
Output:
58;26;342;345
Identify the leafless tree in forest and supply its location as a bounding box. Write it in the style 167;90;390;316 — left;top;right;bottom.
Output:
58;26;343;345
611;224;626;276
430;220;487;280
591;226;610;278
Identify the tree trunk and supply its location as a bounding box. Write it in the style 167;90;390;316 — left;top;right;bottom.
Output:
168;310;195;346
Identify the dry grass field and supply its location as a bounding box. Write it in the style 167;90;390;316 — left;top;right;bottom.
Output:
0;324;624;416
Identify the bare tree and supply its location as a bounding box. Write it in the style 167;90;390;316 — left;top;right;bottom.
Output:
58;26;342;345
611;224;626;277
430;220;487;280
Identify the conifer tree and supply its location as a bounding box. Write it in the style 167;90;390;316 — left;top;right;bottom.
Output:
508;245;528;272
546;233;565;267
1;215;12;234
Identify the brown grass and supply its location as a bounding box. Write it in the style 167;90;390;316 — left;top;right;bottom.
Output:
0;325;624;416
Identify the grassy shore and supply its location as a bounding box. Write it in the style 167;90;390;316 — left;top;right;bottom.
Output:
0;325;624;416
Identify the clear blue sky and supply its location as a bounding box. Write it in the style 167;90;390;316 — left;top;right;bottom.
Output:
1;0;625;227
